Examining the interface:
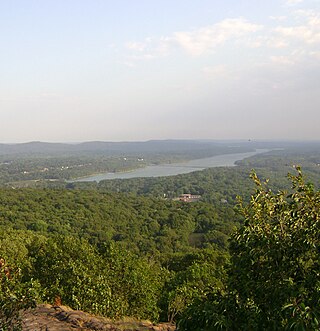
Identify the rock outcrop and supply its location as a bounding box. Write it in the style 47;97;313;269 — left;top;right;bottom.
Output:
22;304;176;331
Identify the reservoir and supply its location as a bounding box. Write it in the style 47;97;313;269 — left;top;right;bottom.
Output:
73;149;269;182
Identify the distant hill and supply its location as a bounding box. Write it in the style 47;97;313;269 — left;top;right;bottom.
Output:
0;140;252;156
0;139;318;157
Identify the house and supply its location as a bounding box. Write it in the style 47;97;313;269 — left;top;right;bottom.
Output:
174;193;201;202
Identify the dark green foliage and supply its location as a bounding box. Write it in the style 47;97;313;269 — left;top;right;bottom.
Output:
26;236;108;312
0;183;236;323
0;230;42;330
23;236;164;320
0;258;38;331
230;168;320;329
0;188;235;254
160;248;228;323
97;167;256;205
178;168;320;330
99;243;164;320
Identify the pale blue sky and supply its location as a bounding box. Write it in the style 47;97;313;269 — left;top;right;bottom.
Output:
0;0;319;142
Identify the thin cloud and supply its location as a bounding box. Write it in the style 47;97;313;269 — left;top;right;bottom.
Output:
269;15;288;21
285;0;304;5
275;10;320;44
124;36;172;66
270;55;295;65
123;7;320;80
247;36;289;48
202;65;228;76
124;18;262;61
125;42;147;52
173;18;262;56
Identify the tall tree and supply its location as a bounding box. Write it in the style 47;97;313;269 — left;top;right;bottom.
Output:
179;168;320;330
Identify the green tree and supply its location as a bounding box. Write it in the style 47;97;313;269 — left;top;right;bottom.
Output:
99;242;164;320
178;168;320;330
26;236;112;315
229;168;320;329
162;248;228;323
0;258;38;331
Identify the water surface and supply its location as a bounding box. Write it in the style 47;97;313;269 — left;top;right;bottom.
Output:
73;149;268;182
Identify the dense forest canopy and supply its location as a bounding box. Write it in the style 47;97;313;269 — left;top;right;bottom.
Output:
0;141;319;330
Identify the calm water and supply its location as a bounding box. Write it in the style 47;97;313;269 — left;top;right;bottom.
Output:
73;149;269;182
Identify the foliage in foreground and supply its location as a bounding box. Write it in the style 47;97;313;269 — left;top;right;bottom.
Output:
178;168;320;330
0;258;37;331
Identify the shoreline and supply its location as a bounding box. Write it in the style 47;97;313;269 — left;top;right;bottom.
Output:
70;149;270;183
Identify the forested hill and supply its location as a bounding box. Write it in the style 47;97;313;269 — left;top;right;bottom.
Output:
1;140;317;156
0;139;254;156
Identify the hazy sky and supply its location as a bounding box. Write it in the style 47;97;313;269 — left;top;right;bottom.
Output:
0;0;319;142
